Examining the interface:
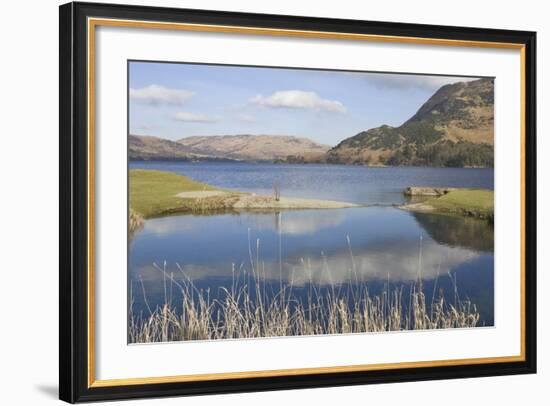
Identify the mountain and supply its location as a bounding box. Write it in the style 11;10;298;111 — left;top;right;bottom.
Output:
129;135;202;160
129;134;330;162
327;78;494;167
177;134;330;162
130;79;493;167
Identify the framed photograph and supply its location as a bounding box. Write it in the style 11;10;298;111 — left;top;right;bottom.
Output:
59;2;536;403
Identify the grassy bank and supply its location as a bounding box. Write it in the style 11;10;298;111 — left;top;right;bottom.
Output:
130;169;358;221
130;169;241;218
402;189;494;221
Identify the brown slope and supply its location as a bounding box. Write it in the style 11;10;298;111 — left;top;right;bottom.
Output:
129;135;202;160
327;78;494;167
177;134;330;161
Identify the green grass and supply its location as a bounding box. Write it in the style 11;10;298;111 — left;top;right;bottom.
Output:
130;169;239;218
425;189;494;219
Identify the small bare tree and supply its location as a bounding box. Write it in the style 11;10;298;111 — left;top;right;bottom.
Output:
273;181;281;201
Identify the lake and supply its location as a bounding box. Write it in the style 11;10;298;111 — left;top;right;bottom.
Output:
128;161;494;335
129;161;493;206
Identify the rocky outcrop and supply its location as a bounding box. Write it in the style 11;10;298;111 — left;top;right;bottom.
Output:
404;187;456;197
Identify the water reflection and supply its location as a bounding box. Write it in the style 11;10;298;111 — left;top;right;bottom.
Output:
135;238;479;285
411;212;494;252
241;211;345;235
130;207;492;305
140;210;346;238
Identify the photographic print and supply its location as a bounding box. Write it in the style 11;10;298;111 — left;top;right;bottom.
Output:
60;4;536;401
128;62;495;344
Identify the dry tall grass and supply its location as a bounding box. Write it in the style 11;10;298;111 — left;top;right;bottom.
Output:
128;254;480;343
129;208;144;235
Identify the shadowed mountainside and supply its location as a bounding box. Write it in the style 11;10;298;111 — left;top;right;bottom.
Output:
327;78;494;167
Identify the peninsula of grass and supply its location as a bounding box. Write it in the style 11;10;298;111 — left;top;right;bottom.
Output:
401;188;494;221
130;169;240;218
130;169;359;225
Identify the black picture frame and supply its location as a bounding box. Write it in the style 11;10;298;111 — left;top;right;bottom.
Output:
59;1;537;403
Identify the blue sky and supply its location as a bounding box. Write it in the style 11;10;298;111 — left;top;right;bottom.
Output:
129;61;480;146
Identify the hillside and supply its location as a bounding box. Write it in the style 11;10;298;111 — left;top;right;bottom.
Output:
129;135;202;161
177;134;330;162
327;78;494;167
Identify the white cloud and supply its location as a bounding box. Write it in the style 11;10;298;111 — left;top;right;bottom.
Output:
250;90;346;113
130;84;194;105
144;240;479;286
172;111;220;123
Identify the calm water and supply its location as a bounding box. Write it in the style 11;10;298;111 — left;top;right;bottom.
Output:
129;161;493;205
129;162;494;326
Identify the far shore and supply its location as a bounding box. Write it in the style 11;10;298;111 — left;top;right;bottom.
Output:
129;158;496;169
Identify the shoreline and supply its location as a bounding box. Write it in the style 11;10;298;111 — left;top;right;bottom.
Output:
399;187;494;221
130;169;360;226
130;170;494;235
174;190;359;210
130;158;493;170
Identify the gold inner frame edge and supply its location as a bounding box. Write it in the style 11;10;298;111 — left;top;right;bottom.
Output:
86;17;527;388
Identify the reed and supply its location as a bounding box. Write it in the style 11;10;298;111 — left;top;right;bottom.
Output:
129;208;144;235
128;255;480;343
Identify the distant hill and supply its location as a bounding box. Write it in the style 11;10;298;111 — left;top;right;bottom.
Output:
177;134;330;162
129;134;330;162
327;78;494;167
130;79;493;167
129;135;202;160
